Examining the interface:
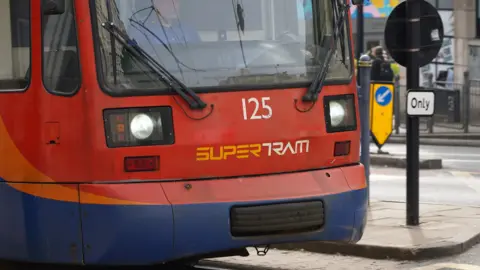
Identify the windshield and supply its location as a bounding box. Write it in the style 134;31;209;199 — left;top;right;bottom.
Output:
92;0;352;94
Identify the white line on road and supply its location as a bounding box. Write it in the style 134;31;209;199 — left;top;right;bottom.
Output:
369;149;480;158
370;174;405;181
451;171;480;194
369;174;450;182
443;159;480;163
450;171;475;178
369;173;477;183
432;153;480;157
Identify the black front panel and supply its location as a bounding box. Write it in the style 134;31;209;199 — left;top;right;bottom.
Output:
230;200;325;237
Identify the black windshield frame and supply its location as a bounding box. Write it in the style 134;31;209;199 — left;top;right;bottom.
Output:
89;0;354;97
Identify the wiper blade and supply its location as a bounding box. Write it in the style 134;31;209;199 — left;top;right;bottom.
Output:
302;0;349;102
302;46;335;102
335;1;348;69
101;21;207;110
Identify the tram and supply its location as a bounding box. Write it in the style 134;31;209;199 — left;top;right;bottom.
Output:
0;0;366;265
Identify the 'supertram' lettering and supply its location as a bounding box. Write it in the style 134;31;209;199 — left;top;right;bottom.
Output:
262;140;309;156
196;140;310;161
196;144;262;161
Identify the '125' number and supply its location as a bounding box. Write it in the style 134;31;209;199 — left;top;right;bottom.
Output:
241;97;272;120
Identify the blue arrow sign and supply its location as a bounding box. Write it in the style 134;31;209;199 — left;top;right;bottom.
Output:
375;86;392;106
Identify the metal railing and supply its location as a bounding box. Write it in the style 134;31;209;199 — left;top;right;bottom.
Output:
393;71;480;134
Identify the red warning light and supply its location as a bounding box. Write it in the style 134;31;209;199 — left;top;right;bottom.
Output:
124;156;159;172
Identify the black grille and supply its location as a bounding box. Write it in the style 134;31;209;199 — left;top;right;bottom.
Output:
230;200;325;237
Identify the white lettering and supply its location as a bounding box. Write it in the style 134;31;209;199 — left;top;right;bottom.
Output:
241;97;273;120
281;142;295;155
262;143;272;156
262;140;310;157
295;140;310;153
272;142;283;156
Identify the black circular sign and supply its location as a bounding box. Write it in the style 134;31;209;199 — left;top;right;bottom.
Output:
384;0;444;67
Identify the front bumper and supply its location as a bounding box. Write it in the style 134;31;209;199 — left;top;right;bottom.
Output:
0;164;367;265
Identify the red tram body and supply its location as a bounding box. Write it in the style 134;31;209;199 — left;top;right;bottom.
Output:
0;0;367;265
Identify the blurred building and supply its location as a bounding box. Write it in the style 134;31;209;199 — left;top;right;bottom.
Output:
350;0;469;86
350;0;402;55
419;0;455;86
462;0;480;81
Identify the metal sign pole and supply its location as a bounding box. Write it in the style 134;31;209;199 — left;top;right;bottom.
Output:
384;0;443;227
406;0;421;226
358;55;372;204
356;4;364;84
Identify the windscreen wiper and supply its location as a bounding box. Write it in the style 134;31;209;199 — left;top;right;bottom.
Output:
335;2;349;69
101;21;207;110
302;0;349;102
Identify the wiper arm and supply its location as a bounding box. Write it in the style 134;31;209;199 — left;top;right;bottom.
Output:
335;1;348;69
302;45;335;102
302;0;349;102
101;21;207;110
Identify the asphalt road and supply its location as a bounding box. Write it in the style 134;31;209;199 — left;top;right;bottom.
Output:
371;143;480;173
368;143;480;206
368;166;480;206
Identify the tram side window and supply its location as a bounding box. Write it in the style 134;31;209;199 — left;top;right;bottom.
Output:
0;0;30;91
42;0;81;95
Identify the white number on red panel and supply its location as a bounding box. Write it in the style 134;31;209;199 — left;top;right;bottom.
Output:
242;97;272;120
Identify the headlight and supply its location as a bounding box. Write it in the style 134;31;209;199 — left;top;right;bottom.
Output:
329;101;346;127
324;94;357;133
130;114;155;140
103;107;175;148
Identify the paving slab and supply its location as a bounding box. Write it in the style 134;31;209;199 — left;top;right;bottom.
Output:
272;201;480;261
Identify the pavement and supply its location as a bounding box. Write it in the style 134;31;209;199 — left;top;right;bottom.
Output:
201;246;480;269
272;201;480;260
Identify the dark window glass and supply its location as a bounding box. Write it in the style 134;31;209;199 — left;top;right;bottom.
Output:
424;0;436;7
437;0;453;10
0;0;30;91
42;0;81;95
477;0;480;38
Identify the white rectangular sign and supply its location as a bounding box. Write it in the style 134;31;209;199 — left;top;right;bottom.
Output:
407;91;435;116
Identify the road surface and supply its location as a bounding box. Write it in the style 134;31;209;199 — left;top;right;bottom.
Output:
371;143;480;173
368;143;480;205
369;166;480;206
